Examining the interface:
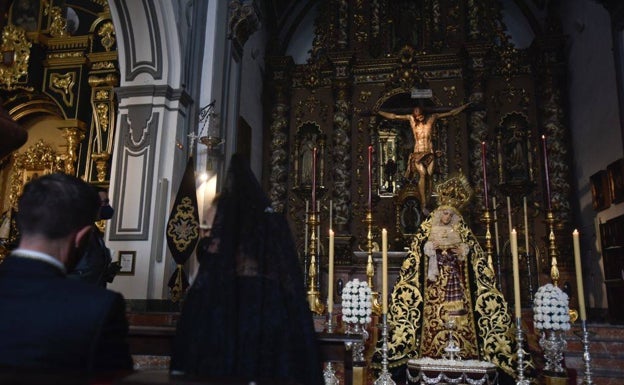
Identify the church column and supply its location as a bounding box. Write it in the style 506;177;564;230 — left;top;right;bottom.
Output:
108;1;192;299
88;73;118;183
267;57;294;214
223;0;261;168
329;53;354;234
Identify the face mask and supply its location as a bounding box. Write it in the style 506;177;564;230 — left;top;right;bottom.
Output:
99;205;115;220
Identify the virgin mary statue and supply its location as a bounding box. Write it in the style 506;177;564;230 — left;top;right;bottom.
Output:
372;176;517;380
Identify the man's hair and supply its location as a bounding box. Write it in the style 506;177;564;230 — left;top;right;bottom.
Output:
16;173;100;239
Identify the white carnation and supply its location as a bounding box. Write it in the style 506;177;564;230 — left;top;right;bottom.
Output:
533;283;570;331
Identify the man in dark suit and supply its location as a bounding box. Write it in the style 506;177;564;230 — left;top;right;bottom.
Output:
0;173;133;379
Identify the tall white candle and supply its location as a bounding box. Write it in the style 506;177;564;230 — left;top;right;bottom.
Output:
492;196;500;256
573;230;587;321
523;196;530;255
328;229;335;314
506;196;513;237
382;228;388;314
511;229;521;319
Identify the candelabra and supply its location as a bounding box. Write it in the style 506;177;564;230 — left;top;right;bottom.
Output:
578;320;594;385
364;209;381;315
443;317;460;361
524;250;534;306
307;210;325;315
323;311;339;385
545;209;559;286
481;209;495;273
515;318;531;385
374;313;395;385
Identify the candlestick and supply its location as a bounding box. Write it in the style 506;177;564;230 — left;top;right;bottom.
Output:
368;145;373;210
382;228;388;314
481;141;489;208
317;201;321;255
304;200;309;254
328;229;334;314
573;230;587;321
492;196;500;256
506;196;513;236
542;135;552;211
312;147;317;209
511;229;521;319
523;196;530;254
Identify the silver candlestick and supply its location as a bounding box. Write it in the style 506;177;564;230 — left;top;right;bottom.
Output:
323;312;339;385
515;317;530;385
443;317;460;360
374;313;395;385
580;320;594;385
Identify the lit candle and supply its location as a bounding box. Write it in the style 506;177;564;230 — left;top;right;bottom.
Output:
506;196;513;236
573;229;587;320
328;229;335;314
511;229;521;319
312;147;317;210
492;196;500;256
542;135;552;211
481;141;489;208
523;196;530;255
368;145;373;210
382;228;388;314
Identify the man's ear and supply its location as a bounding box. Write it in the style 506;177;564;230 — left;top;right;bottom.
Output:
75;225;93;248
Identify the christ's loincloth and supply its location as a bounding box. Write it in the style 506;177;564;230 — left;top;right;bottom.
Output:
405;151;435;178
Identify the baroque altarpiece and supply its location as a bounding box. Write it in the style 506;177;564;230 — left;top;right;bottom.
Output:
263;0;577;309
0;1;118;254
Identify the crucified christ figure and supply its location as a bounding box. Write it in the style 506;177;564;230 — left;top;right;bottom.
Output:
377;103;470;208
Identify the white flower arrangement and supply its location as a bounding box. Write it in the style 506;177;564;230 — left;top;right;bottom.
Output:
341;278;372;325
533;283;571;331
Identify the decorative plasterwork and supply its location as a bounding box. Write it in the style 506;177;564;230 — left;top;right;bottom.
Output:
9;140;62;209
98;21;116;52
228;0;261;55
0;24;32;91
49;72;76;106
47;5;69;37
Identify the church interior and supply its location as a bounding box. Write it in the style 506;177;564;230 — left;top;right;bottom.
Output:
0;0;624;384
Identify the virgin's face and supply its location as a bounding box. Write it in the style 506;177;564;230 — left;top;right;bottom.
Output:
440;210;453;225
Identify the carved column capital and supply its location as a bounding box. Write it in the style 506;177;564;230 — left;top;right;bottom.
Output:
228;0;261;57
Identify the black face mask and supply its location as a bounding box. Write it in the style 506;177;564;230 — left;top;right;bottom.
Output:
99;205;115;220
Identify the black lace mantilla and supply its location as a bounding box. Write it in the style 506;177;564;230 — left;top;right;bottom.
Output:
171;154;323;385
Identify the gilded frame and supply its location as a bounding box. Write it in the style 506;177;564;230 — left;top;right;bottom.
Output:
8;139;61;209
590;169;611;211
607;158;624;204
